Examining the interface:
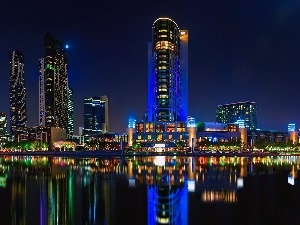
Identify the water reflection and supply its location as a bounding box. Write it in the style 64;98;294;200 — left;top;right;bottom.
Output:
0;155;299;224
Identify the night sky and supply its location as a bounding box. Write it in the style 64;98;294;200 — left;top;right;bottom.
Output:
1;0;300;134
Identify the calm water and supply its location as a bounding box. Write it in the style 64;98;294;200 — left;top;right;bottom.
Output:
0;155;299;225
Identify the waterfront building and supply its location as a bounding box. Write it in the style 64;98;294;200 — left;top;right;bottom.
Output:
9;50;28;138
84;96;109;136
147;18;188;122
248;130;290;148
67;88;74;136
128;18;244;151
202;122;238;132
132;120;240;151
27;126;50;143
216;101;257;130
43;32;68;130
0;112;11;146
50;127;66;142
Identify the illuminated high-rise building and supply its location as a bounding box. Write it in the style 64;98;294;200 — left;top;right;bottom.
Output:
44;32;68;130
0;112;10;146
67;88;74;135
39;58;45;126
216;101;257;130
9;50;27;137
84;95;109;136
148;18;188;122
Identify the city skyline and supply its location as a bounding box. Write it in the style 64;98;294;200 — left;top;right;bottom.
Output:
1;1;300;134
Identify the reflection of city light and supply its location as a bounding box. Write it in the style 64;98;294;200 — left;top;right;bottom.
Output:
288;175;295;185
237;177;243;189
129;178;136;187
154;156;165;166
0;175;7;188
187;180;195;192
202;190;237;203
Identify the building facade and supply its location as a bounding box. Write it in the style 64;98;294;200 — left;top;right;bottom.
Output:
44;32;68;130
84;96;109;136
216;101;257;130
147;18;188;122
39;58;45;126
67;88;74;135
9;50;28;138
128;18;244;151
0;112;10;146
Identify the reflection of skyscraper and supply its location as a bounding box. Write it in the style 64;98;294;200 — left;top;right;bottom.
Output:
148;176;188;225
44;32;68;130
11;172;27;224
9;50;27;137
148;18;188;122
84;96;109;135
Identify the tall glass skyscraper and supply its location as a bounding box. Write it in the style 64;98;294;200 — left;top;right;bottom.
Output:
84;96;109;136
216;101;257;130
67;88;74;135
148;18;188;122
43;33;68;130
9;50;27;137
38;58;45;126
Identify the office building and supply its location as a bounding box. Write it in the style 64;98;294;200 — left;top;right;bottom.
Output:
9;50;27;137
216;101;257;130
67;88;74;135
128;18;243;151
38;58;45;126
147;18;188;122
44;32;68;130
0;112;10;146
84;96;109;136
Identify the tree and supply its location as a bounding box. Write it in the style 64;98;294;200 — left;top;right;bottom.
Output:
196;122;205;132
254;138;268;150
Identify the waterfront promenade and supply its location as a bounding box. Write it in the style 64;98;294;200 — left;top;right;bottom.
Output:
0;150;281;158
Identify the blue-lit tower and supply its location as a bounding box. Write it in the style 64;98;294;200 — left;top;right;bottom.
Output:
148;174;188;225
148;18;188;122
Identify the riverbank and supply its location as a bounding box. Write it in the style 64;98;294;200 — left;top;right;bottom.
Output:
0;150;286;158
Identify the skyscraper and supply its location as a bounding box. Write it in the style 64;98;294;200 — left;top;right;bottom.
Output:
67;88;74;135
84;96;109;136
44;33;68;130
38;58;45;126
216;101;257;130
0;112;10;146
9;50;27;137
147;18;188;122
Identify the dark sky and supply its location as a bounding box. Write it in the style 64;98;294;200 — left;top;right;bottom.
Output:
1;0;300;134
